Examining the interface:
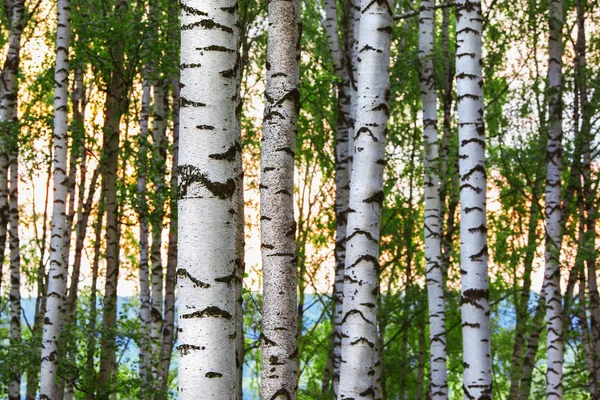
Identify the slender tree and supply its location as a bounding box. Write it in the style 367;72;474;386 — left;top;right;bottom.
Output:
8;125;21;399
544;0;564;396
39;0;71;397
0;0;25;296
322;0;352;395
455;0;493;398
338;0;394;397
97;0;128;394
177;1;240;397
259;0;301;398
419;0;447;397
137;78;152;391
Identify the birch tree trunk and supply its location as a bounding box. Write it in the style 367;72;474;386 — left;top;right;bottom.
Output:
455;0;493;398
260;1;301;398
323;0;352;395
97;0;127;394
8;137;21;399
151;78;169;365
544;0;564;397
138;79;152;392
576;0;600;388
338;0;394;397
39;0;70;397
419;1;447;397
156;1;181;391
0;0;25;297
177;1;240;398
346;0;360;176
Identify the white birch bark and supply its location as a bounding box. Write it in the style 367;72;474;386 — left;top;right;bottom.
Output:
419;1;447;398
338;0;394;398
39;0;70;397
8;141;21;399
323;0;352;395
178;1;239;398
138;79;152;390
346;0;360;176
260;0;301;398
455;0;493;398
0;0;25;297
544;0;564;397
151;78;169;364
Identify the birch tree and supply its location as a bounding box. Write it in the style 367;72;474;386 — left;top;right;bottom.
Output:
419;0;447;397
338;0;394;397
97;0;127;393
8;121;21;399
323;0;352;395
137;78;152;390
0;0;25;297
39;0;71;397
455;0;493;398
544;0;564;397
177;1;240;398
260;0;301;398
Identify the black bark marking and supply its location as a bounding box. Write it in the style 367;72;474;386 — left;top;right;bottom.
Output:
177;164;236;199
177;268;211;288
268;388;292;400
469;245;488;262
181;306;232;320
342;309;375;325
209;144;237;161
180;97;206;108
364;191;384;206
181;19;234;34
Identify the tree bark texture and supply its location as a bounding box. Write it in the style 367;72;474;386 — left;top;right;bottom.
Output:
177;1;240;398
39;0;71;397
338;0;394;398
97;0;127;395
544;0;564;397
259;0;301;398
419;1;448;398
455;0;493;398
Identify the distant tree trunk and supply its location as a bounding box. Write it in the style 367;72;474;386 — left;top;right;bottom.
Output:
338;0;394;398
177;1;240;398
97;0;127;395
156;78;178;396
8;134;21;399
576;0;600;389
508;196;542;398
544;0;564;397
156;1;180;392
150;78;169;365
438;4;456;276
346;0;360;177
260;1;301;398
26;168;52;400
233;14;245;399
323;0;352;395
419;1;447;398
86;197;105;399
39;0;71;397
0;0;25;298
137;78;152;393
517;291;545;400
455;0;493;398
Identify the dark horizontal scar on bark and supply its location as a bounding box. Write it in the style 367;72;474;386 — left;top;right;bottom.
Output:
181;306;232;320
177;268;210;288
